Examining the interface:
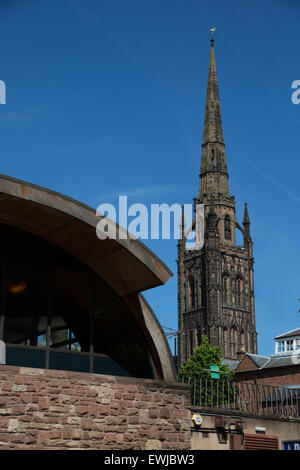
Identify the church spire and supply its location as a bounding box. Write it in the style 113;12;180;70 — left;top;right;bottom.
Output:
177;31;257;367
199;30;230;201
202;28;224;146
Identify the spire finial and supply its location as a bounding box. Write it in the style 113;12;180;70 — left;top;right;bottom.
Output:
210;27;216;44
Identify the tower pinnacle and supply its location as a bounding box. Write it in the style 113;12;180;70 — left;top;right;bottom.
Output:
243;202;250;225
243;202;252;243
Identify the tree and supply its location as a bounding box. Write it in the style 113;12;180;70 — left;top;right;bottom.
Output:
178;335;235;407
179;335;233;378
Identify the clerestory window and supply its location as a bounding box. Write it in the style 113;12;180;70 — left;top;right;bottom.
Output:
224;215;231;240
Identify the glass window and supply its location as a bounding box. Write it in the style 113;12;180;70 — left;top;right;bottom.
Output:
50;249;92;353
6;346;46;369
49;351;89;373
0;256;4;340
277;341;285;352
224;215;231;240
93;278;154;378
93;355;130;377
3;230;48;348
0;223;157;379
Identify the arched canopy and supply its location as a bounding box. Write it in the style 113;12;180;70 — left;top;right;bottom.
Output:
0;174;172;297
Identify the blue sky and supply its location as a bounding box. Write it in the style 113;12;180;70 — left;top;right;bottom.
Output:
0;0;299;356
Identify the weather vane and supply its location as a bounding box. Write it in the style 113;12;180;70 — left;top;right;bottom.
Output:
210;27;216;41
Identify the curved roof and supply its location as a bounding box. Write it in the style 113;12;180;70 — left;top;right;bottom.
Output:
137;294;176;381
0;174;172;297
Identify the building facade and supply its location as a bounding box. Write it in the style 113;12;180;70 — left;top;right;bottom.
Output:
0;173;176;382
232;327;300;387
274;328;300;355
177;35;257;367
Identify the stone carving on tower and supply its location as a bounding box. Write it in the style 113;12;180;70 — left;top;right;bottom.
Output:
177;32;258;366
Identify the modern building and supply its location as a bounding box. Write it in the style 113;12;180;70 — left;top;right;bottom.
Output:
274;328;300;355
0;171;196;450
0;173;176;382
177;34;257;367
0;175;193;450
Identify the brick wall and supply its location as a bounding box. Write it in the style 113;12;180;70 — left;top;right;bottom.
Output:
235;355;258;372
0;365;191;450
235;366;300;387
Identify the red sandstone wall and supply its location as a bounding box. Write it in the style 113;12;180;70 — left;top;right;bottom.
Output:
0;365;191;450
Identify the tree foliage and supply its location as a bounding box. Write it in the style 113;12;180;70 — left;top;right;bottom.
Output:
178;335;235;407
179;335;234;380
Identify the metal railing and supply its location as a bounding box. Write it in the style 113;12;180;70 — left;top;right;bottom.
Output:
179;375;300;418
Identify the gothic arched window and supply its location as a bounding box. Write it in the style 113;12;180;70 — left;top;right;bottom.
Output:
222;273;230;305
188;275;196;309
231;327;237;358
190;330;194;355
223;328;228;357
210;326;218;347
235;276;243;307
198;276;202;308
197;329;202;348
184;333;188;364
224;215;231;240
240;330;246;350
211;149;215;167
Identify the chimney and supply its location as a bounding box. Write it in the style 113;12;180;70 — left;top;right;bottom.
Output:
236;347;247;361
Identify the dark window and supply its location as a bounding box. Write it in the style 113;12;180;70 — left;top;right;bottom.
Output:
197;330;201;347
211;149;215;167
223;328;228;357
189;330;194;355
93;277;153;378
235;277;243;307
224;215;231;240
0;224;155;379
184;333;188;363
189;276;196;309
4;236;48;347
231;327;237;357
222;274;230;305
50;250;91;353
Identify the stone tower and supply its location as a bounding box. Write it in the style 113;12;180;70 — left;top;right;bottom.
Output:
177;33;257;366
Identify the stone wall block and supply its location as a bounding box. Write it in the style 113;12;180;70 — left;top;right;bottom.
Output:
0;365;191;450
